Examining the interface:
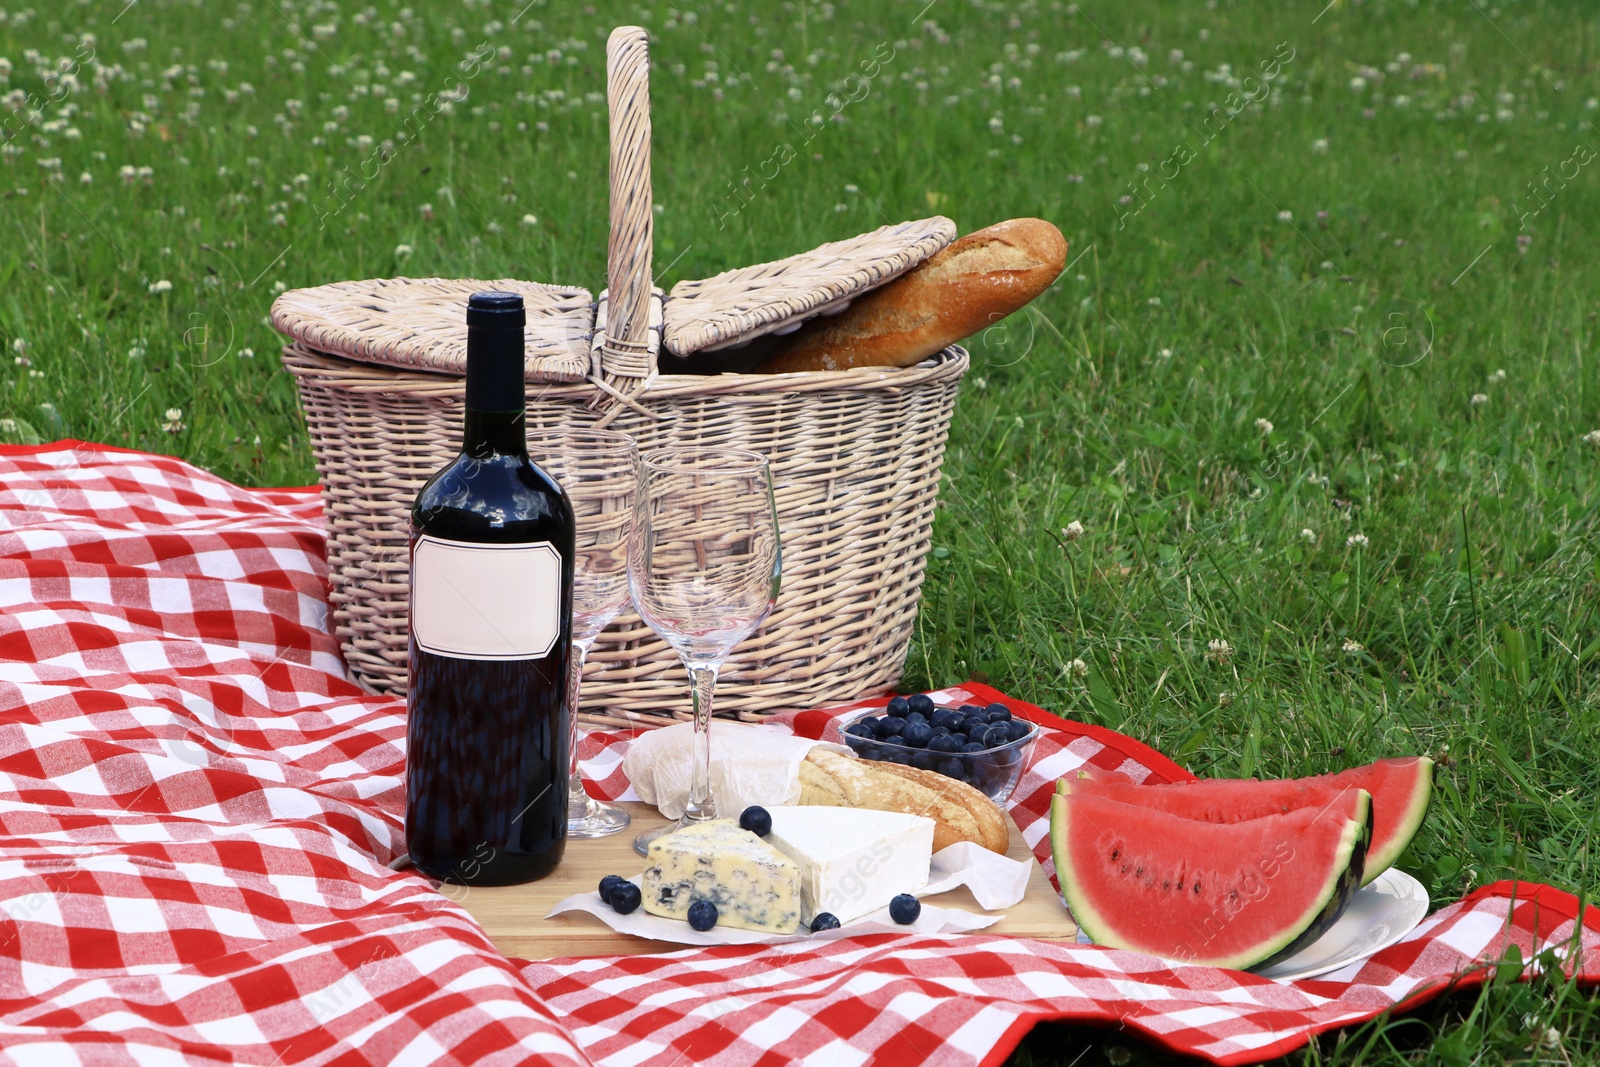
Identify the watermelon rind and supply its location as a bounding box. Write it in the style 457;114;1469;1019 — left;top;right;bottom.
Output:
1347;757;1432;886
1051;789;1370;971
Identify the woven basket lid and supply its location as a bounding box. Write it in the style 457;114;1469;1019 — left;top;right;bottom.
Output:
661;216;956;356
270;277;595;383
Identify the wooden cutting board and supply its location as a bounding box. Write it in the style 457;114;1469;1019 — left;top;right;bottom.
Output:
452;802;1077;960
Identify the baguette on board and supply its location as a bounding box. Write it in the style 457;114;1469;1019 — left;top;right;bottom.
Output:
797;748;1010;854
754;217;1067;374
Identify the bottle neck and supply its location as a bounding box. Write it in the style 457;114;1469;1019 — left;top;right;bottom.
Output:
462;405;528;458
462;317;527;458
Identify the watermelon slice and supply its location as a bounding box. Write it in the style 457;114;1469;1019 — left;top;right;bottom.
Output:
1051;787;1370;970
1058;756;1432;887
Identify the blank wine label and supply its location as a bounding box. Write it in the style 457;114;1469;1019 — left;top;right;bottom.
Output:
411;535;563;660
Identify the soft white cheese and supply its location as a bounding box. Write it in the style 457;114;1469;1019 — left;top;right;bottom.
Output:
764;806;934;925
640;820;803;934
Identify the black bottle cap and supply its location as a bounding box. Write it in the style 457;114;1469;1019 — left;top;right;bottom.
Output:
466;290;527;328
465;291;526;412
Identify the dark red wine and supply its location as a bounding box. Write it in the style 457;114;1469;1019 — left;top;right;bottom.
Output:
406;291;574;886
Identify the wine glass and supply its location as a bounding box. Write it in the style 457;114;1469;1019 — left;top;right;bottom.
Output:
527;428;638;838
628;447;781;855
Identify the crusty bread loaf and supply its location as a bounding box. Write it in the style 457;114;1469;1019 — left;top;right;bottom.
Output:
798;748;1010;854
867;761;1010;855
754;217;1067;374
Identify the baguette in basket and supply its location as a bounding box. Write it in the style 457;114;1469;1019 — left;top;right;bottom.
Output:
754;217;1066;374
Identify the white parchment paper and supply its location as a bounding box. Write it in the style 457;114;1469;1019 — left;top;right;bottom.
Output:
546;842;1031;948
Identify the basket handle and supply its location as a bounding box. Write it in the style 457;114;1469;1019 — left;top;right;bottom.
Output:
602;26;654;381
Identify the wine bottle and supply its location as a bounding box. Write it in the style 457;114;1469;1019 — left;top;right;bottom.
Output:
406;290;574;886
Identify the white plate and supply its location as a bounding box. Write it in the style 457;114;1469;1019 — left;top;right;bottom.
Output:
1254;868;1429;981
1075;868;1429;982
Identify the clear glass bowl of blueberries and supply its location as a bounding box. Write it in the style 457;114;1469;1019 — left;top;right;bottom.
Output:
838;693;1038;804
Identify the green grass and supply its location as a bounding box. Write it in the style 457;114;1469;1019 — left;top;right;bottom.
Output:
2;0;1598;1062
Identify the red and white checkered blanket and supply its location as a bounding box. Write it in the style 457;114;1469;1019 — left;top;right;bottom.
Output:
1;441;1595;1066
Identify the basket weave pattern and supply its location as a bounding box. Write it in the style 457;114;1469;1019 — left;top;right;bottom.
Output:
277;27;968;724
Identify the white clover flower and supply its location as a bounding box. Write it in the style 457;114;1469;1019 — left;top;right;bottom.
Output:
394;243;413;259
1488;368;1506;383
1084;114;1102;126
162;407;185;433
1255;417;1274;435
1157;347;1173;359
79;171;92;185
271;281;287;294
238;347;255;359
1147;296;1161;306
1470;392;1488;406
148;279;172;294
1311;137;1329;153
1342;638;1364;653
1346;533;1369;547
11;338;24;354
1206;638;1234;662
972;376;988;390
520;213;538;226
1300;528;1317;543
1067;657;1089;678
128;345;145;359
1277;210;1293;222
1349;76;1368;91
119;164;137;183
1582;430;1600;447
1062;520;1085;541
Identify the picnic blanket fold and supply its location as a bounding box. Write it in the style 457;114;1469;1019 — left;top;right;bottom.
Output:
0;440;1594;1067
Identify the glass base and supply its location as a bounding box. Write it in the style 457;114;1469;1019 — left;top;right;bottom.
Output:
567;795;632;838
632;820;676;857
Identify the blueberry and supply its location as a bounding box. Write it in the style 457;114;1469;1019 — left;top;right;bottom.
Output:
860;744;884;761
984;702;1012;722
888;751;913;765
687;900;718;931
981;725;1011;749
961;740;988;753
889;894;922;925
1006;719;1032;742
935;756;965;779
845;723;874;740
959;704;984;716
609;882;642;915
911;751;937;770
599;874;625;900
810;912;841;932
740;805;772;836
907;693;936;716
962;717;991;738
861;716;885;737
904;711;927;727
930;709;960;731
885;695;911;718
901;721;933;748
928;733;961;754
878;716;905;738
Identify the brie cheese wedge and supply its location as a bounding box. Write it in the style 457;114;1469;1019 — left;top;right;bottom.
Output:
764;806;935;925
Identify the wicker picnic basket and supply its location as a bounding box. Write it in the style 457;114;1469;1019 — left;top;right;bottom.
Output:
273;27;968;726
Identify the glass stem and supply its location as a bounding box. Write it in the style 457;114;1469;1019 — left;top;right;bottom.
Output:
682;661;720;823
566;636;596;817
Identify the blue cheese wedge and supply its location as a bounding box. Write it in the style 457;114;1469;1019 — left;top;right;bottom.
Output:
764;806;935;925
641;820;802;934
